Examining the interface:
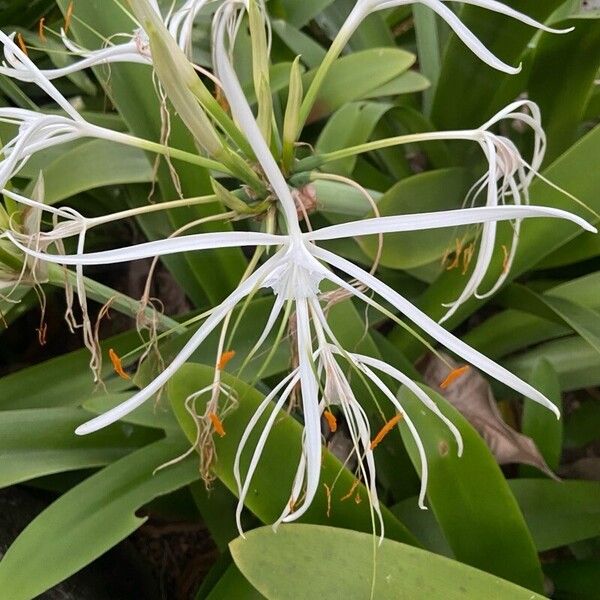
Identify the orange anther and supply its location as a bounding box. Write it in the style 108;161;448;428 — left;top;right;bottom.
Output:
217;350;236;370
370;413;403;450
341;479;360;502
64;1;74;33
323;410;337;433
209;412;226;437
39;18;46;43
440;365;470;390
109;348;130;380
16;33;27;56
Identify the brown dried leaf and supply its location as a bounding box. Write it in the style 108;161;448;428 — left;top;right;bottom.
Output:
421;353;559;480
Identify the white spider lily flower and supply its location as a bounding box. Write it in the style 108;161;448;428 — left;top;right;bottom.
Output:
0;1;208;82
337;0;570;76
9;201;595;529
8;0;591;530
439;100;547;323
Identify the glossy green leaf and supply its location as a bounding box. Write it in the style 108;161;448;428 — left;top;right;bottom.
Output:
204;563;264;599
359;168;471;269
432;0;565;129
0;330;139;410
505;336;600;392
521;359;562;473
304;48;415;121
168;364;417;545
24;140;153;205
394;479;600;554
316;102;393;176
0;407;155;487
397;385;544;591
528;19;600;162
0;438;198;600
230;524;545;599
510;479;600;552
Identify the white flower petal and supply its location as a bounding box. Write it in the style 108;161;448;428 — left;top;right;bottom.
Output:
8;231;286;266
311;245;561;418
306;205;596;242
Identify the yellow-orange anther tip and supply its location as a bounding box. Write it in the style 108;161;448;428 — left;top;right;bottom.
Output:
109;348;130;381
209;412;226;437
440;365;470;390
16;33;27;55
217;350;236;371
323;410;337;433
370;413;403;450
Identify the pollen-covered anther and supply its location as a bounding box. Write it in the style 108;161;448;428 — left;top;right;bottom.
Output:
440;365;470;390
323;409;337;433
209;412;226;437
109;348;130;381
370;413;403;450
217;349;236;371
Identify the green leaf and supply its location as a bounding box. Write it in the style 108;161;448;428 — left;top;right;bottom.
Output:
24;140;153;205
394;479;600;553
505;336;600;392
0;407;155;487
432;0;565;129
0;330;139;410
497;283;600;358
545;560;600;599
204;563;264;599
315;102;393;176
528;18;600;162
521;359;563;474
397;385;544;591
358;168;471;270
168;364;417;545
230;524;545;599
304;48;415;121
0;438;198;600
510;479;600;552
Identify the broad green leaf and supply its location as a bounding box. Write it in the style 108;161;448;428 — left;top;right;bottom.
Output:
0;407;156;488
497;283;600;357
397;385;544;591
363;70;430;99
465;272;600;359
24;140;153;205
505;336;600;392
521;359;562;473
230;524;545;599
394;479;600;553
0;438;198;600
168;364;417;545
0;330;139;410
359;168;471;269
204;563;264;599
270;0;337;27
304;48;415;121
271;19;326;68
510;479;600;552
528;19;600;162
316;102;393;176
432;0;565;129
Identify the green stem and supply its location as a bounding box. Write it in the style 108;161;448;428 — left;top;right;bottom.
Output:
295;130;475;172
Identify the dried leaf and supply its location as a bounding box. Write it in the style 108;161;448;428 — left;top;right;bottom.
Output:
421;353;559;480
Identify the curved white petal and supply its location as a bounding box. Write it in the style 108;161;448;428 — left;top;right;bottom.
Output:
306;205;596;242
8;231;286;266
311;244;561;418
